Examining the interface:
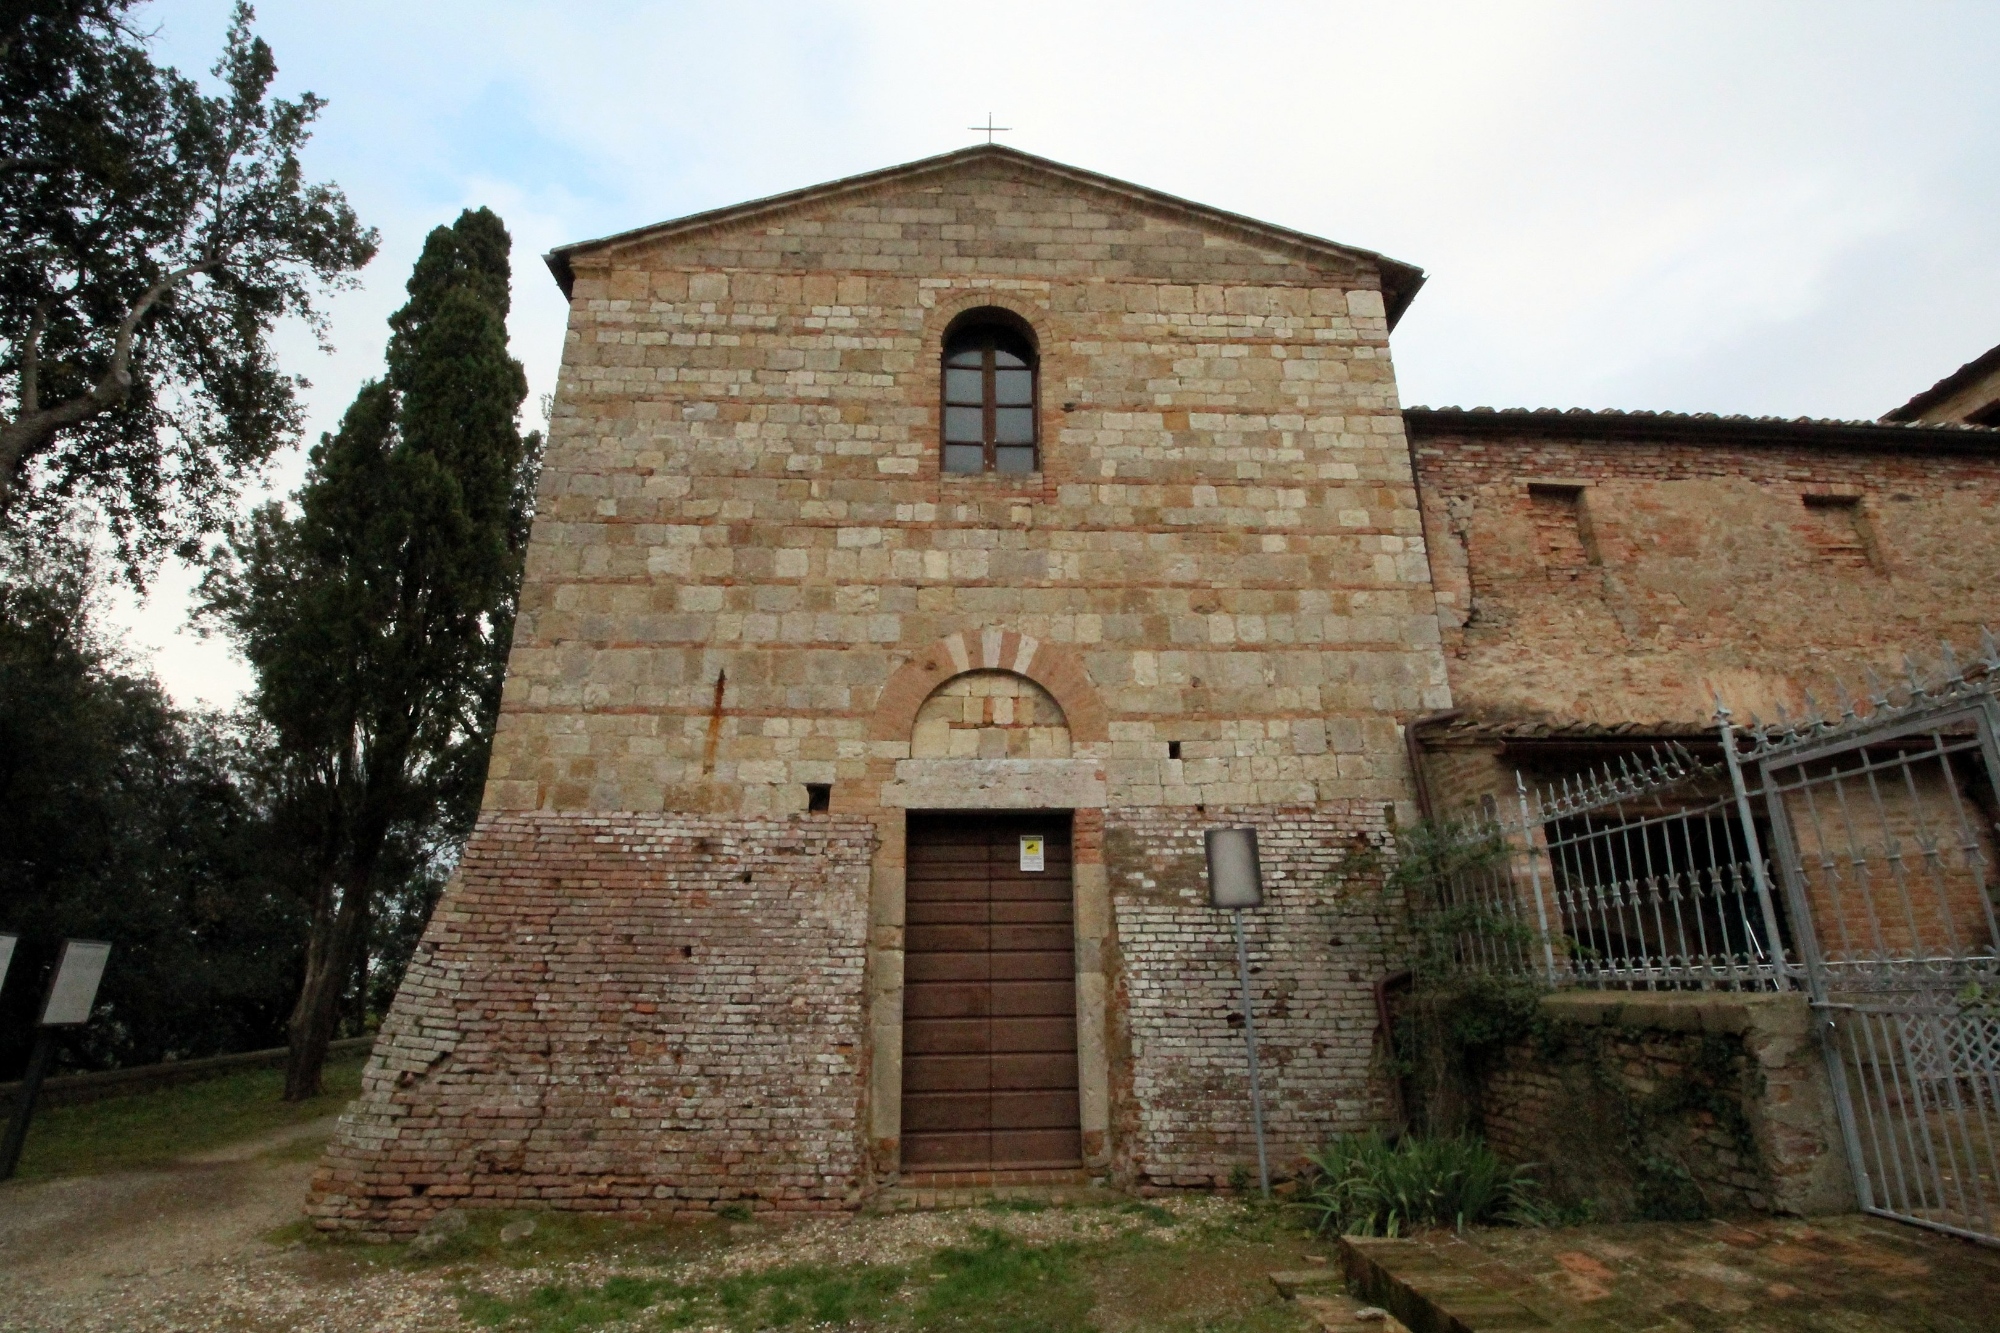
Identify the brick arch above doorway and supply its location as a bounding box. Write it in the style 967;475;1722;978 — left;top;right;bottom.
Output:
867;629;1109;745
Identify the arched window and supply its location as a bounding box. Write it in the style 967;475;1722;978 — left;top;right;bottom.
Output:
941;311;1038;474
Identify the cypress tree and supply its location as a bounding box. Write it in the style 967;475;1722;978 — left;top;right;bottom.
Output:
204;208;540;1098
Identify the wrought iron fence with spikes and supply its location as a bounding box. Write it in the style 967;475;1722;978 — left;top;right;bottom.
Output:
1411;629;2000;1243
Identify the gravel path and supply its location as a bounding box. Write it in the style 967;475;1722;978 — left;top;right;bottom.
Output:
0;1125;1247;1333
0;1115;459;1333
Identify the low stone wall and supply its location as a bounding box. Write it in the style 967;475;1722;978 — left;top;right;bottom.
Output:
307;810;876;1237
1479;991;1853;1219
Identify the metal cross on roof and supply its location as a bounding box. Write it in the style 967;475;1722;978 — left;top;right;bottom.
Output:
969;113;1011;144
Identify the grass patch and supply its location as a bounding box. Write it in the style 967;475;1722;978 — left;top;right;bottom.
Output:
458;1209;1322;1333
5;1050;367;1181
461;1228;1092;1333
915;1229;1091;1331
460;1257;910;1331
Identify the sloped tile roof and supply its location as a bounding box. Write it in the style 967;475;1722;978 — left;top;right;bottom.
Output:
1404;405;2000;450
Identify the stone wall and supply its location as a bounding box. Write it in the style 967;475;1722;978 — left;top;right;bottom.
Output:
308;811;875;1236
1479;991;1852;1220
1102;803;1401;1188
489;151;1446;820
461;149;1448;1192
1410;422;2000;728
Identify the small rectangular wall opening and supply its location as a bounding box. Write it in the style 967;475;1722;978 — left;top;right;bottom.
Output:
1526;481;1600;579
1801;493;1884;573
806;783;831;812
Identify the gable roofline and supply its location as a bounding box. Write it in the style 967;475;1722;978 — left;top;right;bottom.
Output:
542;144;1427;328
1882;341;2000;422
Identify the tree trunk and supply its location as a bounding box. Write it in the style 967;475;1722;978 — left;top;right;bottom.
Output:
282;868;369;1100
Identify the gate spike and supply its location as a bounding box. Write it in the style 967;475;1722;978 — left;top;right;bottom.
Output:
1802;689;1826;729
1904;653;1929;700
1938;640;1963;684
1981;626;2000;674
1833;679;1858;724
1864;667;1891;711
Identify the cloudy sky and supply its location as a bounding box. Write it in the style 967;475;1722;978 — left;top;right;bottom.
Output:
114;0;2000;706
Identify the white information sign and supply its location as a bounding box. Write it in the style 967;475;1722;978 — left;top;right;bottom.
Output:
1019;835;1045;873
0;934;15;994
40;939;111;1027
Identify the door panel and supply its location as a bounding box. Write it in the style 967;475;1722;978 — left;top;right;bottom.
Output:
900;812;1081;1170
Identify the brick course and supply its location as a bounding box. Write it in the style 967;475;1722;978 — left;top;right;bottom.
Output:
1102;803;1400;1187
309;811;874;1234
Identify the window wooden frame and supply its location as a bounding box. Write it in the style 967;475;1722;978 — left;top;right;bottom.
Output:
941;312;1039;475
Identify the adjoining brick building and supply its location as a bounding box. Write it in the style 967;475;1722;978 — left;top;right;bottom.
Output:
307;147;2000;1234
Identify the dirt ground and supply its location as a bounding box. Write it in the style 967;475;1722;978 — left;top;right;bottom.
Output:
0;1115;424;1332
0;1125;1328;1333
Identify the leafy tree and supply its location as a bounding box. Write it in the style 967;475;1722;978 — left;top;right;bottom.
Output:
204;208;541;1099
0;531;305;1078
0;1;376;574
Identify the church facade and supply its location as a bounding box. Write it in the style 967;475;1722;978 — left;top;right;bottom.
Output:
308;147;2000;1234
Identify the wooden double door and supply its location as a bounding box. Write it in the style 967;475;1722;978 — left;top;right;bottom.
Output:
900;812;1081;1170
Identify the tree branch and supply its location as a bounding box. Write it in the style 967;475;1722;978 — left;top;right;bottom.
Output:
20;300;48;416
0;260;220;510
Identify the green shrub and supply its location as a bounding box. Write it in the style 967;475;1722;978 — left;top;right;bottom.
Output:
1298;1132;1547;1236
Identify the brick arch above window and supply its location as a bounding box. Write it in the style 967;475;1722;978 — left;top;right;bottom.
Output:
868;629;1109;745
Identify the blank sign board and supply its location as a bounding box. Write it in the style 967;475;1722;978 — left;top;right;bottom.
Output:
41;939;111;1026
0;934;14;994
1204;827;1264;910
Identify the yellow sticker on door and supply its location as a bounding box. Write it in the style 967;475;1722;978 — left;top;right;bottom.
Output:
1019;835;1045;872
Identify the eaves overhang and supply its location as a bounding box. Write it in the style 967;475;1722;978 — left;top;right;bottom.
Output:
1404;405;2000;454
1882;342;2000;423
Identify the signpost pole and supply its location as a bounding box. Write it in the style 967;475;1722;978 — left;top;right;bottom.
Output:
1205;827;1270;1200
1233;907;1270;1198
0;1029;56;1181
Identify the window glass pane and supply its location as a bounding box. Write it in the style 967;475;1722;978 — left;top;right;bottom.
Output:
994;368;1033;406
945;347;982;367
995;446;1036;474
944;405;984;442
944;367;984;403
993;348;1027;368
994;407;1035;444
943;443;985;474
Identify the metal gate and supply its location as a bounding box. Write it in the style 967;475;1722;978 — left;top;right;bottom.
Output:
1728;648;2000;1244
1417;633;2000;1244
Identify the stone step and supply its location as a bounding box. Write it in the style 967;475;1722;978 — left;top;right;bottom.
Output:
1269;1268;1412;1331
1339;1236;1624;1333
864;1173;1112;1213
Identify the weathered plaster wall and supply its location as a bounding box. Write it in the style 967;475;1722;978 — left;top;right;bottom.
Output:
1412;428;2000;728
